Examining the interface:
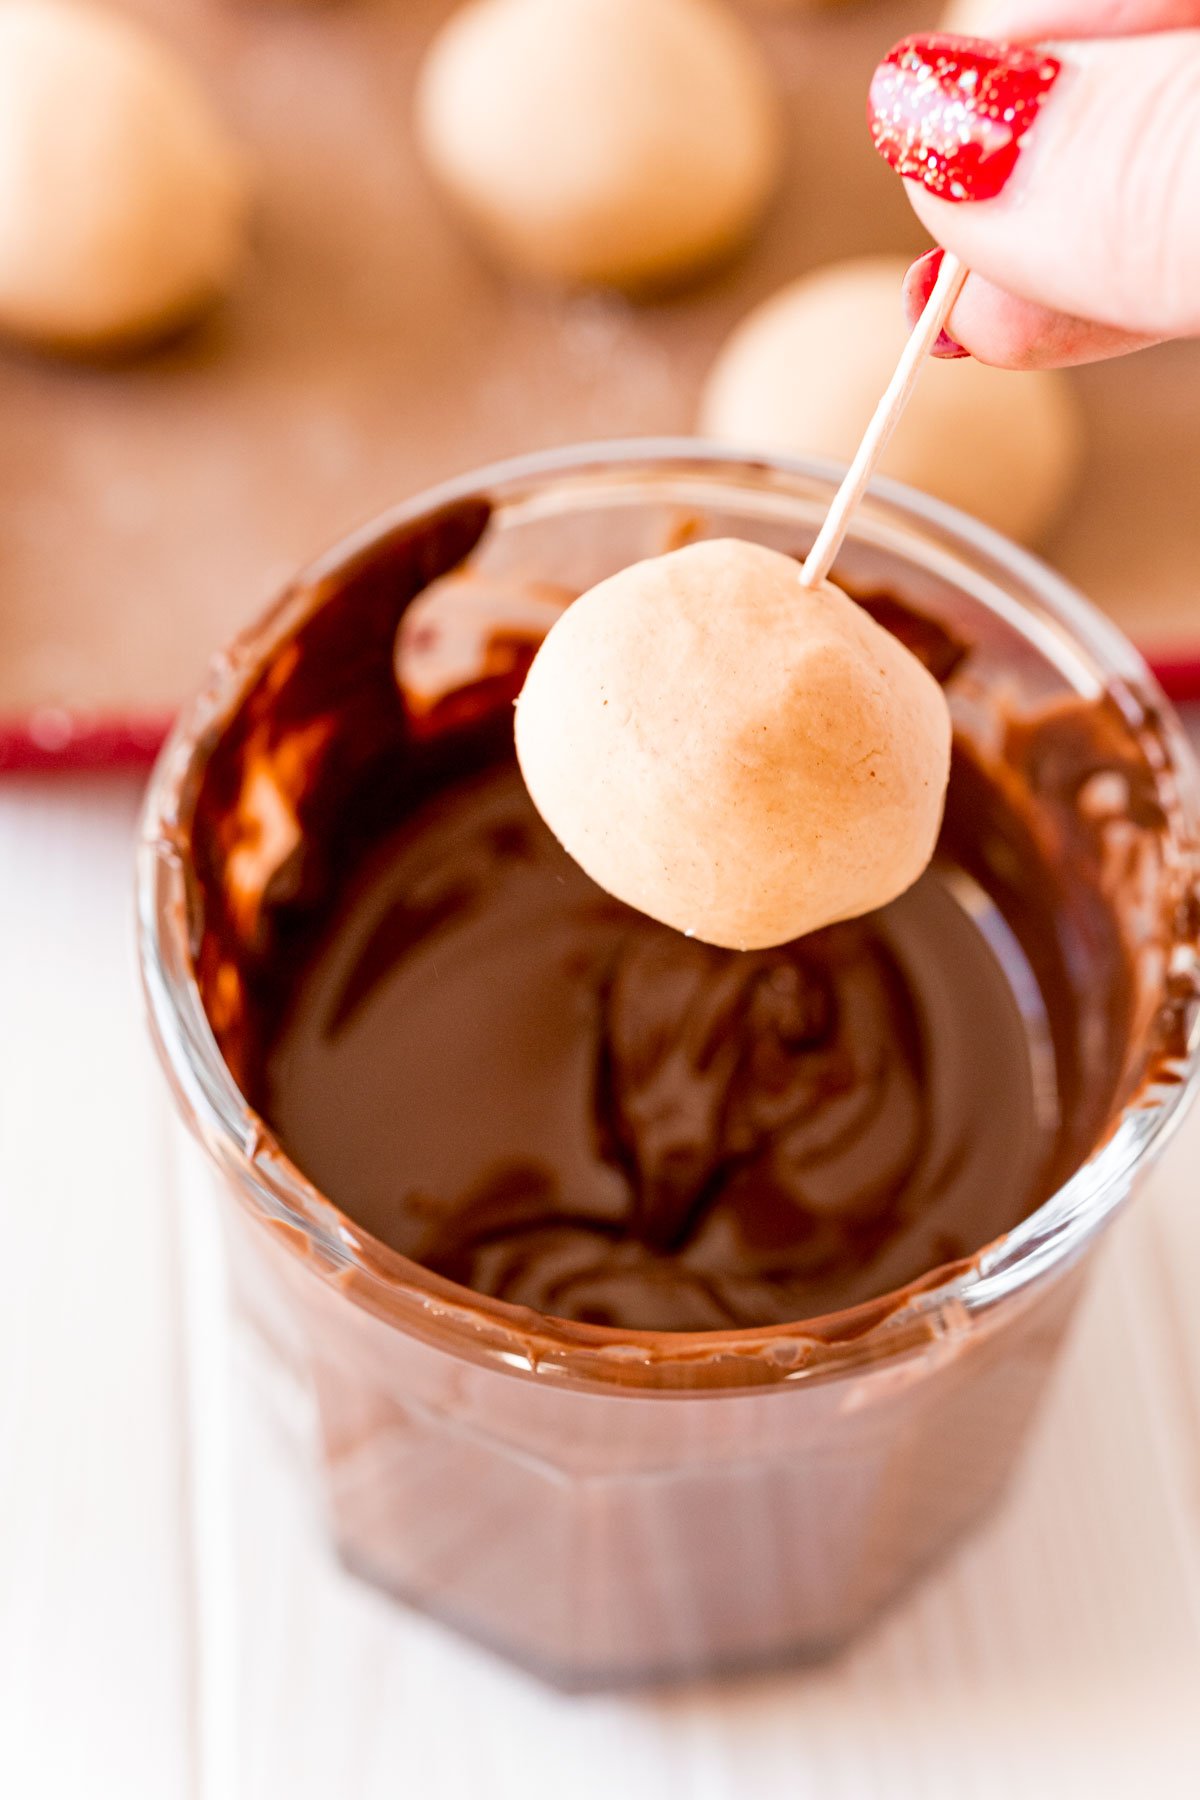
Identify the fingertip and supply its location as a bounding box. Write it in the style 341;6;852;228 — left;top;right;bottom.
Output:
903;248;971;357
902;251;1153;369
954;285;1155;369
902;247;943;329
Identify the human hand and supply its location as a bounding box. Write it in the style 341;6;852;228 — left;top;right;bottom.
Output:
867;4;1200;367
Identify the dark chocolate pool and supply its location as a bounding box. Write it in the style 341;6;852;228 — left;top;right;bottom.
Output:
189;499;1191;1334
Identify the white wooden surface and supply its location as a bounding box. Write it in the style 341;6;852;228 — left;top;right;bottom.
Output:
2;771;1200;1800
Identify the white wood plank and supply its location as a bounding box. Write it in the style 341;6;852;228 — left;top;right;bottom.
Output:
5;765;1199;1800
0;778;195;1800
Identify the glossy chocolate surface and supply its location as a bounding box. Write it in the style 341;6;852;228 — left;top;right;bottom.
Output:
190;500;1189;1334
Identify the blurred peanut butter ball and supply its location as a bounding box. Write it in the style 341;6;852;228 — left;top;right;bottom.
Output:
939;0;1000;30
0;0;249;353
415;0;781;289
515;539;952;952
699;257;1083;544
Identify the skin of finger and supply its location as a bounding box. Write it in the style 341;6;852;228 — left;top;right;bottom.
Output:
947;2;1200;39
929;273;1161;368
900;35;1200;338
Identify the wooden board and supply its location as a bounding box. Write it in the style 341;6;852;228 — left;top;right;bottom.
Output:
2;0;1199;752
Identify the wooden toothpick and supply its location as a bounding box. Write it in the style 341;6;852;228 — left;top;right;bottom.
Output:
799;252;968;591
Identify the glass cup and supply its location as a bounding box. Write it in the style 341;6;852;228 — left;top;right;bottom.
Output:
138;444;1200;1689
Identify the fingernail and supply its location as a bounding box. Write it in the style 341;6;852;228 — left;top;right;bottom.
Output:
869;33;1062;203
902;248;970;357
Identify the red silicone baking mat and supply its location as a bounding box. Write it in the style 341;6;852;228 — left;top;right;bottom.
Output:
3;0;1198;773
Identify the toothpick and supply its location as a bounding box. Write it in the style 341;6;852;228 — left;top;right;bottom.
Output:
799;253;968;591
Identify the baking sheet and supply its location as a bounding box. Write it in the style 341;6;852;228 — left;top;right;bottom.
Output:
2;0;1198;769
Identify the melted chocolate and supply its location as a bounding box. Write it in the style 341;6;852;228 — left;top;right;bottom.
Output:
264;764;1051;1328
188;500;1195;1335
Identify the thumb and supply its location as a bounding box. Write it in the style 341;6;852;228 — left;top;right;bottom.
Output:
868;31;1200;341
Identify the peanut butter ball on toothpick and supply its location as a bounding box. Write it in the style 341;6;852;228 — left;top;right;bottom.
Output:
514;540;952;952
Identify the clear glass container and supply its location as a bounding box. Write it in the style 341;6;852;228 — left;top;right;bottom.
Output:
138;443;1200;1689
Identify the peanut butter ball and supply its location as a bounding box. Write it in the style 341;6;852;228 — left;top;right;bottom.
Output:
939;1;1000;31
0;0;249;353
415;0;781;290
514;539;952;951
699;257;1083;545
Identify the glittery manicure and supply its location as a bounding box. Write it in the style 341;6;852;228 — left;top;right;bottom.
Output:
903;248;970;357
868;34;1061;203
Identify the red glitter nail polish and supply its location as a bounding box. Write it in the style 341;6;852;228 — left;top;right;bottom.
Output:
869;34;1061;203
903;248;970;357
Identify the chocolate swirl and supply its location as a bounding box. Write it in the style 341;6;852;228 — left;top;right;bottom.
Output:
260;766;1046;1331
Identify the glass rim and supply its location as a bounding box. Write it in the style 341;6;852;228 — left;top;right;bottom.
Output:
136;439;1200;1391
